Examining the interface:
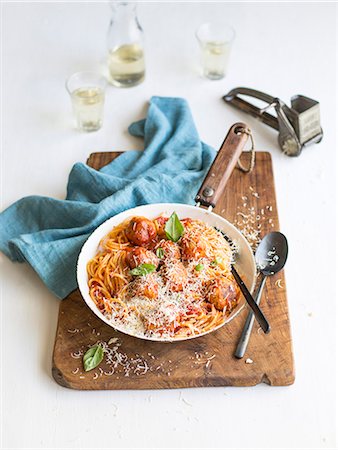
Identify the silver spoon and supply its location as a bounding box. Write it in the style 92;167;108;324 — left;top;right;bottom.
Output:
235;231;288;359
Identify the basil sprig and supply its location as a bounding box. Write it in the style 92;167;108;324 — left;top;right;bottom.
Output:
83;344;104;372
156;247;164;259
195;263;204;271
165;212;184;242
130;263;156;276
210;257;222;267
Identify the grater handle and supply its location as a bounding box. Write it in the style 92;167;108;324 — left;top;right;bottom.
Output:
223;87;279;131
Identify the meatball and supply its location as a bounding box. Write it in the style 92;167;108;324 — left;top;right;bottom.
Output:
126;247;159;269
132;274;159;300
126;216;157;246
155;239;181;261
154;216;168;238
180;232;207;260
162;261;187;292
206;278;238;311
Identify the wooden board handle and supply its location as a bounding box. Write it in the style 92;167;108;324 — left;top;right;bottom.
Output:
195;122;250;208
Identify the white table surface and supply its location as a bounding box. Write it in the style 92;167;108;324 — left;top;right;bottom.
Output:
1;2;337;449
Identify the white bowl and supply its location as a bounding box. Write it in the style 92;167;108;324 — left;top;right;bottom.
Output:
77;203;256;342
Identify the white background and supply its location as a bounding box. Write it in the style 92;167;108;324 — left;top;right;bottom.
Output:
1;2;337;449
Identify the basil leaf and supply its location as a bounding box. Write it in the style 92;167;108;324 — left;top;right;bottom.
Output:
83;344;104;372
195;263;204;271
130;263;156;276
165;212;184;242
210;257;222;267
156;247;164;259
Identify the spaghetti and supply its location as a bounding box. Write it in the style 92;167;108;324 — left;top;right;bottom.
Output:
87;213;240;339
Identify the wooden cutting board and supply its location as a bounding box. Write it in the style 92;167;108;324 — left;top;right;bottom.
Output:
52;151;295;389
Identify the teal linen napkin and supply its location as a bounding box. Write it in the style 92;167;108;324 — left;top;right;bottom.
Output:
0;96;216;299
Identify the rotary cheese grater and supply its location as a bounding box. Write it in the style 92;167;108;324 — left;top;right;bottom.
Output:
223;87;323;156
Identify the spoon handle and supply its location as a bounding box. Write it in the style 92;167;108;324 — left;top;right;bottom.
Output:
231;266;270;334
235;275;267;359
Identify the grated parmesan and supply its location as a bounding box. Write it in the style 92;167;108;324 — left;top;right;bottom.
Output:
275;279;283;289
234;190;275;251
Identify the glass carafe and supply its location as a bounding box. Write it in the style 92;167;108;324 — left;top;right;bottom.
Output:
107;2;145;87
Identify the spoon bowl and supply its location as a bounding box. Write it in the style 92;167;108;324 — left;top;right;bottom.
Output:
255;231;288;276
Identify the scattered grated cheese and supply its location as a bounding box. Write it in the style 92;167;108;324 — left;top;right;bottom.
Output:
181;397;193;406
275;278;283;289
103;338;151;377
72;336;158;379
234;191;276;251
245;358;254;364
112;404;118;416
70;350;84;359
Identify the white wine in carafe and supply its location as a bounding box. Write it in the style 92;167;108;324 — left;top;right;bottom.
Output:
107;2;145;88
108;44;145;87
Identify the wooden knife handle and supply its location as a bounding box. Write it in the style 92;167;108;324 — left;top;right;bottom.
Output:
195;122;250;208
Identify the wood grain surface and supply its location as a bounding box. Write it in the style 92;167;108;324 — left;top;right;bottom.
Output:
52;151;295;390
